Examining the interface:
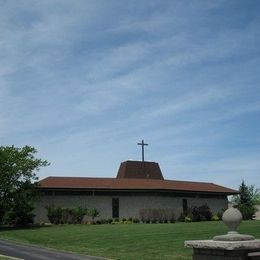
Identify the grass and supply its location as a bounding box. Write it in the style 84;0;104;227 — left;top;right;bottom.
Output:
0;221;260;260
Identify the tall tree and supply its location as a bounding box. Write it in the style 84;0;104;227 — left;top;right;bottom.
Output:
0;145;49;226
232;180;258;220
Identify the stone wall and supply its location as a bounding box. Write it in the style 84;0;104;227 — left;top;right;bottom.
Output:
34;192;228;223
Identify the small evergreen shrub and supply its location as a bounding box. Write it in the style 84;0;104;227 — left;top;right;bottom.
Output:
133;218;140;223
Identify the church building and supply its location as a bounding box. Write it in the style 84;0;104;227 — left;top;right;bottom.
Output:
35;159;238;223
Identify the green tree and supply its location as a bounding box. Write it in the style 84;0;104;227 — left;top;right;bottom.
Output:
0;145;49;226
232;181;258;220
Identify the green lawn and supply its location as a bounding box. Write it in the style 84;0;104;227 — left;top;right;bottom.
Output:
0;221;259;260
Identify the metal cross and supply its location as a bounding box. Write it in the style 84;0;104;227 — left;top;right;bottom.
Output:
137;139;148;162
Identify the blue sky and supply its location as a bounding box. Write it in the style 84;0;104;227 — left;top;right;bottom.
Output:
1;1;260;189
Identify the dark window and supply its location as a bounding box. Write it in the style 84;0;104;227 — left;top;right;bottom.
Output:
112;198;119;218
182;199;188;216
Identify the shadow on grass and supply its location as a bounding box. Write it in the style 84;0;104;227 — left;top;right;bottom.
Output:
0;224;52;232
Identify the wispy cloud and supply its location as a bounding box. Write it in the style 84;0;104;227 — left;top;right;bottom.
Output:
1;1;260;188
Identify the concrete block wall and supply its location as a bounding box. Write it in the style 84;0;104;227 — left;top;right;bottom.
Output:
34;193;228;223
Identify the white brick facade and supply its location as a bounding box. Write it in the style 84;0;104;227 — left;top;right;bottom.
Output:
34;191;228;223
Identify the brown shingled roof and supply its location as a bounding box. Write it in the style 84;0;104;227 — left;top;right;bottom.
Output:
38;176;238;195
117;161;164;180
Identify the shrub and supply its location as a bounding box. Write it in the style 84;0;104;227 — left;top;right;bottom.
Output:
177;213;185;222
3;208;35;226
198;204;212;221
133;218;140;223
87;208;100;222
71;207;87;224
211;215;220;221
217;208;226;220
61;208;71;224
46;206;62;224
184;216;192;222
45;206;87;224
189;204;212;222
139;208;175;223
100;219;108;224
108;218;113;224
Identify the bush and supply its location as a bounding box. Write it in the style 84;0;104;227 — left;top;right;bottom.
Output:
189;204;212;222
177;213;185;222
100;219;108;224
133;218;140;223
211;215;220;221
184;216;192;222
139;208;175;223
46;206;62;224
4;208;35;226
108;218;113;224
45;206;87;224
217;208;226;220
87;208;100;222
61;208;71;224
70;207;87;224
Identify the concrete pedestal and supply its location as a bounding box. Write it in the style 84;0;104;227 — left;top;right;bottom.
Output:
185;240;260;260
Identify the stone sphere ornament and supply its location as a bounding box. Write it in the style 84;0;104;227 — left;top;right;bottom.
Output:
213;207;255;241
222;207;242;234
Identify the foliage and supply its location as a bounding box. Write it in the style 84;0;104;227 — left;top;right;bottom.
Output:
184;216;192;222
232;181;258;220
0;145;49;226
46;206;87;224
216;208;227;220
211;215;220;221
133;218;140;223
87;208;100;222
139;208;175;223
188;204;212;222
177;213;185;222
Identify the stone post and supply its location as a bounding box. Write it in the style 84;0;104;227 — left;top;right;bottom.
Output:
185;208;260;260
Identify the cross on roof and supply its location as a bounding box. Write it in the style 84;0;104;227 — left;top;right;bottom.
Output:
137;139;148;162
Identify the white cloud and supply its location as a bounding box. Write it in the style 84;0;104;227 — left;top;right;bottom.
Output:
0;1;259;189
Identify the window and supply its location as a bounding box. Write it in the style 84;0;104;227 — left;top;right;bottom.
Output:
182;199;188;215
112;198;119;218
